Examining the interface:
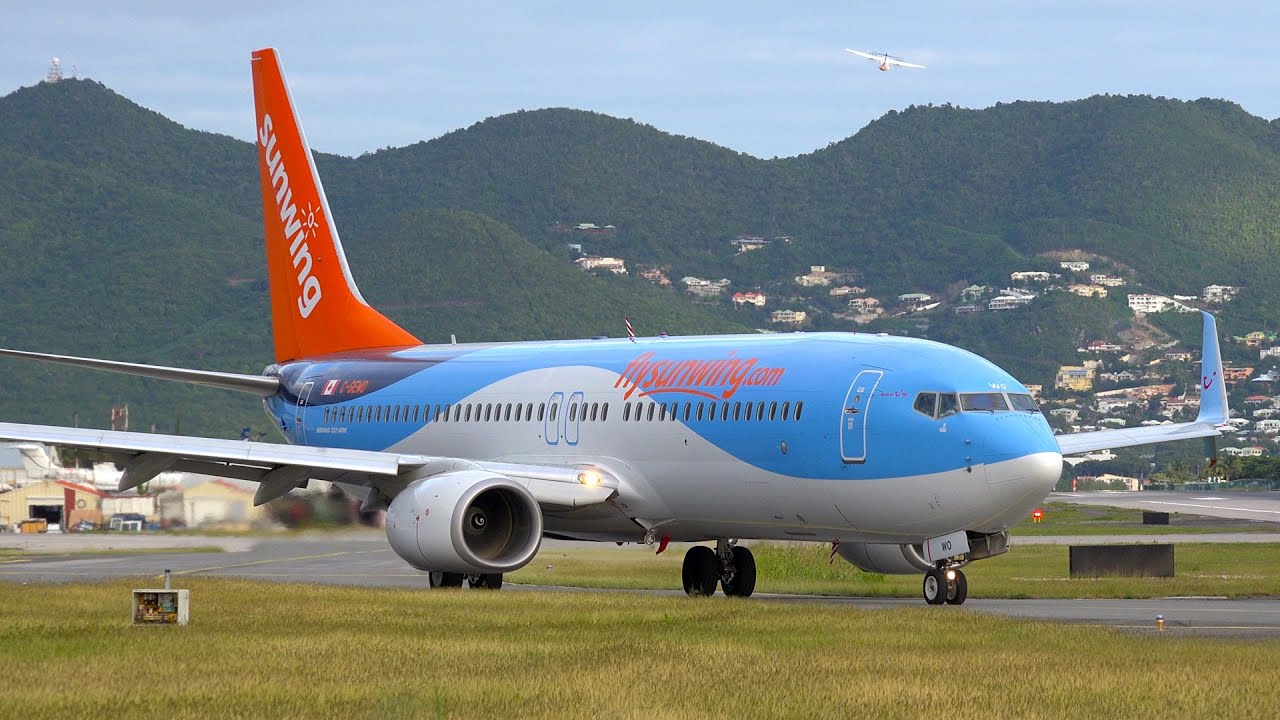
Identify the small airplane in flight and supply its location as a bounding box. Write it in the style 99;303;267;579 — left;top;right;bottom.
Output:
0;48;1227;606
846;48;926;71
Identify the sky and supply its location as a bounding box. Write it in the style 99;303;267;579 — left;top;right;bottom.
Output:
3;1;1279;159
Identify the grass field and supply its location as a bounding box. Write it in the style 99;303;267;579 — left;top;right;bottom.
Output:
513;542;1280;599
0;579;1276;719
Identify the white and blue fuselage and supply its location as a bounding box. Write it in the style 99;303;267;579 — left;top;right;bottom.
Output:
265;331;1063;544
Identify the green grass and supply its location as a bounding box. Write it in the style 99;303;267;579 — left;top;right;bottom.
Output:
1010;501;1280;536
513;542;1280;599
0;579;1277;719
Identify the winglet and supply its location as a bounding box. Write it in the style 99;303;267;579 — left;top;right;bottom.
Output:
1195;311;1229;425
251;48;420;362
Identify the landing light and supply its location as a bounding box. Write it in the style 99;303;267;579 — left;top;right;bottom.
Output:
578;469;603;487
946;569;956;581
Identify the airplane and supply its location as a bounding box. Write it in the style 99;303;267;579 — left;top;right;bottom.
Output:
0;48;1229;605
846;48;926;71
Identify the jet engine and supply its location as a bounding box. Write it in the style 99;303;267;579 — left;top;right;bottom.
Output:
385;469;543;574
836;542;934;575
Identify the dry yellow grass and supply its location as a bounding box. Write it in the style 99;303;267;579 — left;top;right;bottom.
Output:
0;579;1277;719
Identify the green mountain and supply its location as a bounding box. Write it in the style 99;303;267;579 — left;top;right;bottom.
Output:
2;79;1280;437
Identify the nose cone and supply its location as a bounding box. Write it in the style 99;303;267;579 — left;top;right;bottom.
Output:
981;414;1063;529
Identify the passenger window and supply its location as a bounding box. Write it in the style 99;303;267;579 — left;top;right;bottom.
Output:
659;403;668;421
505;403;513;421
591;403;599;422
624;402;632;421
721;402;730;421
795;401;804;421
482;404;490;422
733;402;742;421
602;403;609;421
647;403;656;421
781;401;790;421
538;403;546;422
569;403;578;422
914;392;938;418
526;403;534;420
769;401;777;421
550;403;559;422
683;402;691;422
756;403;765;421
744;401;753;422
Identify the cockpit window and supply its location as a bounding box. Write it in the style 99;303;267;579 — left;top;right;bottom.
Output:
913;392;938;417
914;392;960;419
960;392;1010;412
938;393;959;418
1008;393;1038;412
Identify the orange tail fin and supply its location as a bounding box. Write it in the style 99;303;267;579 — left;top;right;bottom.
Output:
251;48;420;362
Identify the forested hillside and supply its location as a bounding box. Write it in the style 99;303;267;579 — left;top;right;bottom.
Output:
1;78;1278;437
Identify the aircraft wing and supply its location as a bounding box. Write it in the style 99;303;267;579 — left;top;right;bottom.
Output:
887;58;925;69
1056;421;1221;456
845;48;879;61
1055;310;1228;458
0;421;618;509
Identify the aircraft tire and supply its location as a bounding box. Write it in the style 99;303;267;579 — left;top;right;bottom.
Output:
721;546;756;598
429;571;466;588
945;570;967;605
682;545;719;597
922;568;947;605
470;573;504;590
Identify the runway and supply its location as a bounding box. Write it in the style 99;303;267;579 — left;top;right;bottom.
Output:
3;533;1277;637
1053;490;1280;523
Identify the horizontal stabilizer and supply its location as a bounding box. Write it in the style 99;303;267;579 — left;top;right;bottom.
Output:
0;348;279;397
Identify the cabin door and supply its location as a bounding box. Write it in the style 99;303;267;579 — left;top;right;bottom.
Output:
296;381;314;444
839;370;882;463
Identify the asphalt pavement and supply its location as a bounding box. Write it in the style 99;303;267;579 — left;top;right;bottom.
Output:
3;533;1277;638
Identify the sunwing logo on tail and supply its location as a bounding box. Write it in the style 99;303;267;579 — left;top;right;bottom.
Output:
258;113;323;318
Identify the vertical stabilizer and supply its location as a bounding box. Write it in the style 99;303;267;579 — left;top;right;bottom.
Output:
251;48;420;362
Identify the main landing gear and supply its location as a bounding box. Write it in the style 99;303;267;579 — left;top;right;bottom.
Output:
682;539;756;598
922;564;967;606
427;571;504;590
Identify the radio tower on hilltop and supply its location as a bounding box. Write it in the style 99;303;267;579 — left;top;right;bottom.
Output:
45;57;63;84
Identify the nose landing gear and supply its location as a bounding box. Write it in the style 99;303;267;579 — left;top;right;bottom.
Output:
922;564;967;605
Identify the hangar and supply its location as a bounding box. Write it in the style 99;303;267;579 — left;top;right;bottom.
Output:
0;479;104;530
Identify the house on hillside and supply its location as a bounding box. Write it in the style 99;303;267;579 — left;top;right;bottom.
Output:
1203;285;1239;303
575;256;627;274
795;266;842;287
1055;365;1096;392
769;310;808;325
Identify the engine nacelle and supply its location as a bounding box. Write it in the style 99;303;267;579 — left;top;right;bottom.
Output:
385;470;543;574
836;542;934;575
